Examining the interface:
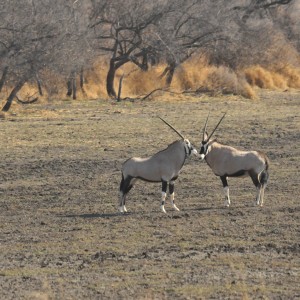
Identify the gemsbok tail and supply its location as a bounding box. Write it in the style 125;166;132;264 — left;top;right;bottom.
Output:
259;157;269;186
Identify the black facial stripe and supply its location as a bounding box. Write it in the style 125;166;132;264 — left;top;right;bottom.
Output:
200;146;206;154
200;142;208;155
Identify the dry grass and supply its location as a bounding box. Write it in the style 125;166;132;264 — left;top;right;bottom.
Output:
169;56;256;99
244;65;300;90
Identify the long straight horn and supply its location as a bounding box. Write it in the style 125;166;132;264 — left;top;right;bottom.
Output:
158;116;185;139
203;112;210;141
207;112;226;141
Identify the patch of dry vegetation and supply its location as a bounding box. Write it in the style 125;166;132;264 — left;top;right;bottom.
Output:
2;56;300;107
172;57;256;99
244;65;300;90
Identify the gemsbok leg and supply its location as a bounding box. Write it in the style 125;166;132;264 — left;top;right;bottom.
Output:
251;169;269;206
119;175;135;213
220;176;231;207
169;180;180;211
161;180;168;213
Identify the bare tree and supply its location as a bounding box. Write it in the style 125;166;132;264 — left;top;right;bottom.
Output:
0;0;95;110
89;0;175;98
0;0;298;107
156;1;231;85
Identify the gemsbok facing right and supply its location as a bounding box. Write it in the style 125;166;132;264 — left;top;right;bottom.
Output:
199;113;269;207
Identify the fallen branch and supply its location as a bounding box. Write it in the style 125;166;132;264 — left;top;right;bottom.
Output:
16;94;38;104
141;87;169;100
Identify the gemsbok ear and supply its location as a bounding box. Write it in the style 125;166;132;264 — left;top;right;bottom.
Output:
207;138;217;146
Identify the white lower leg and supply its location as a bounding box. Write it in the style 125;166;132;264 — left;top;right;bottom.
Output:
119;193;127;213
160;192;167;213
256;187;261;206
224;186;230;207
119;193;124;212
259;187;265;206
170;193;180;211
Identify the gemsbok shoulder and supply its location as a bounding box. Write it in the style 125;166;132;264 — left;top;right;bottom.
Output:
119;117;198;213
199;113;269;207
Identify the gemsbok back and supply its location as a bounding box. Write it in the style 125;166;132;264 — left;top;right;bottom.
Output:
119;117;198;213
199;113;269;207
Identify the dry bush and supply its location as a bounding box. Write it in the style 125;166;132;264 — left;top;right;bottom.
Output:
241;30;300;90
279;65;300;88
244;65;300;90
3;55;299;106
117;64;165;96
83;60;108;99
171;56;256;99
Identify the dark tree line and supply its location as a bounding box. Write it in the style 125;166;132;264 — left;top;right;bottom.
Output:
0;0;298;110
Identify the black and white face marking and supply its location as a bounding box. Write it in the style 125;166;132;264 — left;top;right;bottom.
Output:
199;141;209;160
184;139;198;156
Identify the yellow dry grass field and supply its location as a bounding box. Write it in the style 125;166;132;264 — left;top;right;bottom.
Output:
0;90;299;299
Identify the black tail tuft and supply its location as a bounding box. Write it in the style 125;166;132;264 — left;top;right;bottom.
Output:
260;169;269;186
265;157;269;171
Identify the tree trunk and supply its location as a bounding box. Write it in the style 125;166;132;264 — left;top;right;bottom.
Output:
166;62;176;86
72;72;77;100
66;76;72;96
80;67;84;90
106;61;117;98
2;79;26;112
36;73;43;96
0;66;9;93
117;74;124;102
66;71;76;99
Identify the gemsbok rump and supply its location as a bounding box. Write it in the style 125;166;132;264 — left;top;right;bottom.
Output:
119;117;198;213
199;113;269;207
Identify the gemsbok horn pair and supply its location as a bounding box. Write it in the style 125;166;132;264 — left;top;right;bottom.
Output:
199;113;269;207
119;117;198;213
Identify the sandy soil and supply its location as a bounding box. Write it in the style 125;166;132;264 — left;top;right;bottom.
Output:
0;90;299;299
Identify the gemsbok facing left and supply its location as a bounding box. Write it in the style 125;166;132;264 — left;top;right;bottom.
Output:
199;113;269;207
119;117;198;214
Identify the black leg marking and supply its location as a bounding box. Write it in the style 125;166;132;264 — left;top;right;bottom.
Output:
161;180;168;193
169;182;175;195
119;175;124;191
220;176;228;188
120;176;134;206
121;176;133;192
249;171;261;188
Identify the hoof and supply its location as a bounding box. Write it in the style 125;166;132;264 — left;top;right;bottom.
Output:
160;205;167;214
224;199;230;207
119;206;128;213
172;204;180;211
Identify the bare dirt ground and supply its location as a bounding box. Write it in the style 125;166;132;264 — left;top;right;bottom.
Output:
0;90;299;299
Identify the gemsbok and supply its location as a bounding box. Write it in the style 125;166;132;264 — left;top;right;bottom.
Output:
199;113;269;207
119;117;198;213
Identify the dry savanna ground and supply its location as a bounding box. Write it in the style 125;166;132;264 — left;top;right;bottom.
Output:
0;90;299;299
